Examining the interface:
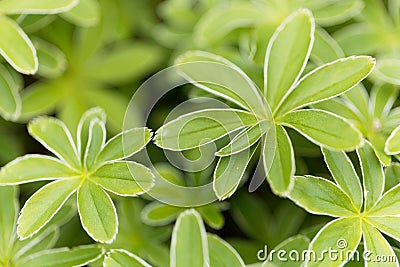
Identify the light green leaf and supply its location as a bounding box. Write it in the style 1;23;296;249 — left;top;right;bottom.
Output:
276;56;375;116
289;176;358;217
19;245;103;267
16;229;59;259
266;125;294;196
370;83;398;119
335;24;379;55
141;202;182;226
19;82;62;121
369;133;392;166
0;155;78;185
313;0;364;26
0;64;20;120
17;178;80;239
198;205;225;230
0;0;77;14
208;234;245;267
171;209;209;267
357;141;384;211
312;98;363;123
384;163;400;191
307;218;362;267
367;217;400;243
280;109;362;150
362;221;399;267
193;2;264;46
265;9;314;111
368;183;400;216
33;37;67;78
77;181;118;243
95;127;152;164
263;235;310;267
154;109;257;151
84;119;105;170
77;107;106;159
342;84;370;120
60;0;100;27
214;146;256;200
28;117;81;170
217;120;270;156
86;42;162;84
0;186;18;257
0;14;37;74
321;148;363;210
311;27;344;65
90;161;154;196
374;59;400;85
386;125;400;155
176;51;267;116
104;249;152;267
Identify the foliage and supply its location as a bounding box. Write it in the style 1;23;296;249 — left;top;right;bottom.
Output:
0;1;400;267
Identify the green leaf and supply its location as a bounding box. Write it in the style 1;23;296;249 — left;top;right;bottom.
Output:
208;234;245;267
342;84;370;120
84;119;105;170
368;183;400;216
193;2;264;46
171;209;209;267
385;163;400;191
0;155;78;185
374;59;400;85
313;0;364;26
311;27;344;65
266;125;294;196
19;82;62;121
176;51;267;116
95;127;152;164
265;9;314;111
307;218;362;267
104;249;152;267
321;148;363;210
19;245;103;267
367;217;400;243
141;202;182;226
0;0;77;14
28;117;81;170
154;109;257;151
33;37;67;78
17;178;80;239
0;64;21;121
77;181;118;243
280;109;362;151
276;56;375;116
335;24;379;55
370;83;398;119
198;205;225;230
86;42;162;84
362;221;399;267
312;98;363;123
214;146;256;200
16;229;59;259
386;125;400;155
217;120;270;156
90;161;154;196
357;141;384;211
369;133;392;166
60;0;100;27
289;176;358;217
77;107;106;159
263;235;310;267
0;186;18;257
0;14;37;74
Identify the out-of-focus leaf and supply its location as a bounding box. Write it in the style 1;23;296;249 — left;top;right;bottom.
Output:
60;0;100;27
0;0;77;14
33;37;67;78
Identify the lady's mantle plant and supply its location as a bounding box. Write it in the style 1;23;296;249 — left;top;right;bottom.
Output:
156;9;375;198
289;142;400;266
0;107;154;243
